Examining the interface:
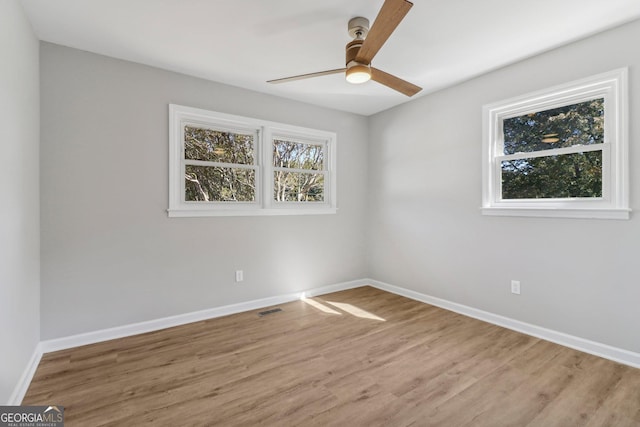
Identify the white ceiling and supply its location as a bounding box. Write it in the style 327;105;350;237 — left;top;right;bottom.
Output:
21;0;640;116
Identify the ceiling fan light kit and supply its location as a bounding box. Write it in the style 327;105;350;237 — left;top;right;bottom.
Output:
267;0;422;97
345;64;371;84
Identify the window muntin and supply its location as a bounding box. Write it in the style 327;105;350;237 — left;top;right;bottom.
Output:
482;68;629;219
273;138;326;203
168;105;337;217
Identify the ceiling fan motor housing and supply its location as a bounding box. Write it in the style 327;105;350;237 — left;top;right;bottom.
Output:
346;39;365;66
346;17;370;71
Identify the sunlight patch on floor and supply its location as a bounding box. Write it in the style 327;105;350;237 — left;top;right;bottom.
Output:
301;298;342;315
325;301;386;321
300;295;386;321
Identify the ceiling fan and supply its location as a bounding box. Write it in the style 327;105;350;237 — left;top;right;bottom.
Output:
267;0;422;97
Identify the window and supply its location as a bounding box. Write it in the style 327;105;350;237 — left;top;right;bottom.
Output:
184;125;257;203
272;136;326;203
482;68;629;219
169;105;336;217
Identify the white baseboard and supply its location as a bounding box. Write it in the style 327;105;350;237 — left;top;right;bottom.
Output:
22;276;640;403
8;343;43;405
40;279;367;354
367;279;640;369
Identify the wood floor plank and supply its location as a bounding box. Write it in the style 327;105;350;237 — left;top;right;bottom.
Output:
23;286;640;426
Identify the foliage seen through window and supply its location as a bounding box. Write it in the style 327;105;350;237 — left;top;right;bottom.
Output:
184;126;256;202
273;139;325;202
501;99;604;199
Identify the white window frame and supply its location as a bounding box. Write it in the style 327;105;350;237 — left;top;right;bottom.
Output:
168;104;337;217
481;68;629;220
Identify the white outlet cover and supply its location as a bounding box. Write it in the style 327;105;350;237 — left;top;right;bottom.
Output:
511;280;521;295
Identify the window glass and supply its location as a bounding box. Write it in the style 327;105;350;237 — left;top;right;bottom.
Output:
184;126;254;164
183;126;256;202
273;139;324;170
274;172;325;202
503;98;604;155
273;139;326;202
185;165;255;202
501;151;602;199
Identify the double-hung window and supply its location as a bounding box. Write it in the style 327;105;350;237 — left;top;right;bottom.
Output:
271;133;327;203
183;124;258;204
169;105;336;217
482;68;629;219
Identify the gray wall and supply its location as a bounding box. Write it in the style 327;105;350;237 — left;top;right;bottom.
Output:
0;0;40;403
40;43;369;340
368;19;640;353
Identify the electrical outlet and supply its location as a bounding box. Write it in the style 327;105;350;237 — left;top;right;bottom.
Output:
511;280;521;295
235;270;243;283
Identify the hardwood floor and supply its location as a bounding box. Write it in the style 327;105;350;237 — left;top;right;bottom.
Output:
24;286;640;426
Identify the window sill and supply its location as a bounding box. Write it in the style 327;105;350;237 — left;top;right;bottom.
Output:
481;207;630;220
168;208;338;218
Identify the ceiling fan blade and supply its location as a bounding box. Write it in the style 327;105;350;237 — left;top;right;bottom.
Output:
355;0;413;64
371;67;422;97
267;68;346;84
